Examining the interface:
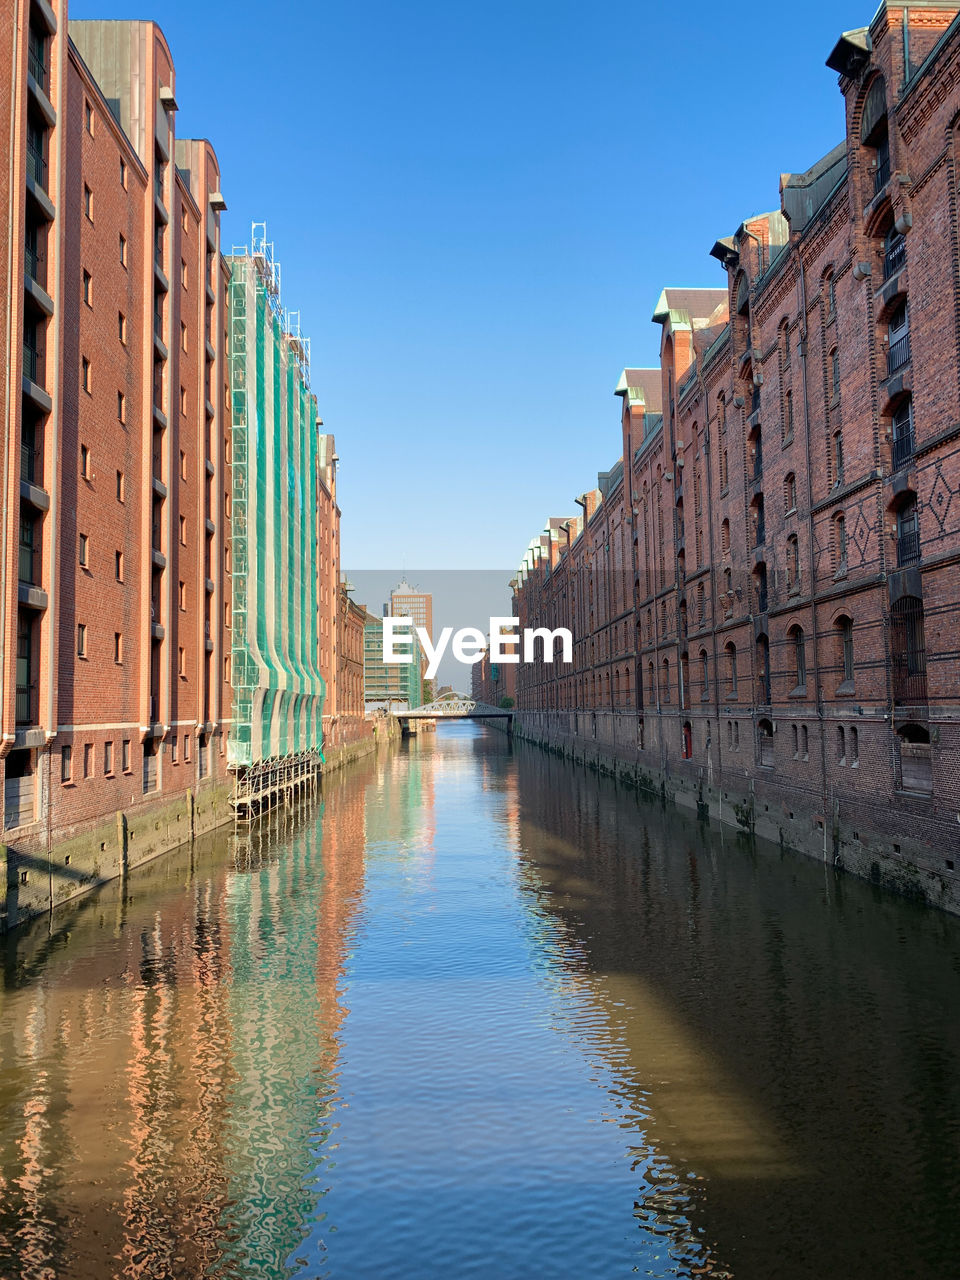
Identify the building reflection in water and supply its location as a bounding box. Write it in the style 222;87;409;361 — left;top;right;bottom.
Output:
503;735;960;1280
0;757;376;1280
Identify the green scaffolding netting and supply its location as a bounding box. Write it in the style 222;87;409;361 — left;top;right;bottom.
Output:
227;254;325;767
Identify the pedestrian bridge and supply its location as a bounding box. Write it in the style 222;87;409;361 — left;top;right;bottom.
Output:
398;692;513;728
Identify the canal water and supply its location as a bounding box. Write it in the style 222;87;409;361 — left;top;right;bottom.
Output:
2;725;960;1280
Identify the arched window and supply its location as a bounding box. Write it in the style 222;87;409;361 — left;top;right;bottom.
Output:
660;657;671;704
648;661;655;701
757;634;771;703
681;721;693;760
792;724;799;757
833;428;844;485
801;724;809;758
838;725;846;763
787;534;800;593
883;222;906;280
699;648;709;701
896;493;920;566
834;513;848;574
836;615;854;685
892;395;914;469
850;725;859;766
754;494;765;547
888;301;910;374
726;641;738;696
721;518;730;554
790;625;806;690
824;269;836;316
784;472;796;513
861;75;889;195
784;388;794;441
831;348;841;401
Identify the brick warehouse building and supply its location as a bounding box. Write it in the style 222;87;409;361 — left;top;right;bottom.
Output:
0;6;238;928
515;1;960;911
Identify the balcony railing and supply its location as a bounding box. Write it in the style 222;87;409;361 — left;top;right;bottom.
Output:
23;342;40;384
892;426;914;471
884;236;906;279
16;684;35;726
887;332;910;375
897;529;920;565
875;154;890;194
26;138;47;191
20;439;40;484
28;35;46;90
25;238;41;285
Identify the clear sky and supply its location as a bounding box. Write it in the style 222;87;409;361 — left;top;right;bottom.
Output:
74;0;866;571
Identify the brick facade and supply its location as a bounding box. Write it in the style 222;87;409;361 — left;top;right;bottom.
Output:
515;2;960;910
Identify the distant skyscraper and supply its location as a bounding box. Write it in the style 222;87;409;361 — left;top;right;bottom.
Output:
389;580;433;643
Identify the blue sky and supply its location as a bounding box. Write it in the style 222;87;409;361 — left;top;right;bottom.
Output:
74;0;864;570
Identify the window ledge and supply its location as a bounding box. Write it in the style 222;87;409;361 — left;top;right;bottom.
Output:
789;685;807;698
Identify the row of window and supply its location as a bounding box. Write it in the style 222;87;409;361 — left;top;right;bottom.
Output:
62;737;131;782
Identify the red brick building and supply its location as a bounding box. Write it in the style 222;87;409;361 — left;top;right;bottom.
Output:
516;1;960;910
1;8;232;926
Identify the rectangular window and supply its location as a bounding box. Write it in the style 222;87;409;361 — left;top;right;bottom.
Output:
179;515;186;544
104;740;114;775
122;739;131;772
114;632;122;663
81;357;91;393
61;745;72;783
80;444;90;478
171;736;178;763
120;157;127;189
119;234;127;266
180;258;187;287
77;622;86;657
118;311;126;344
183;735;191;762
83;743;93;778
180;320;187;351
180;385;187;415
116;470;125;502
84;185;93;220
180;450;187;481
84;100;93;134
179;580;186;610
82;269;92;305
116;550;123;581
78;533;88;567
117;391;125;424
178;645;186;676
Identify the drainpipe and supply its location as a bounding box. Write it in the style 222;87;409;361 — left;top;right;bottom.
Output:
797;256;830;861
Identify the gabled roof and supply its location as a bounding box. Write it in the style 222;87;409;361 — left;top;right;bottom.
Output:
652;287;728;327
614;368;663;411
